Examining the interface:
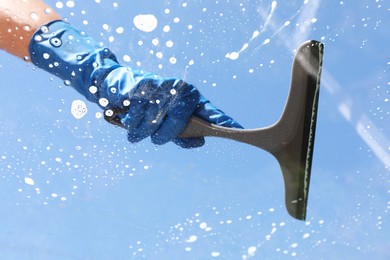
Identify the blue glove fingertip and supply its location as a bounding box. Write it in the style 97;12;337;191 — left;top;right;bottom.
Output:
173;137;205;148
195;95;243;129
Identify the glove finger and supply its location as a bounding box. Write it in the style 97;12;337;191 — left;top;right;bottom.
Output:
121;98;148;130
194;95;243;129
151;91;199;145
127;103;162;143
151;114;189;145
127;127;153;143
173;137;205;148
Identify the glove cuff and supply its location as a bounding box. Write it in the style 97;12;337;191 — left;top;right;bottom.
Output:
28;20;120;102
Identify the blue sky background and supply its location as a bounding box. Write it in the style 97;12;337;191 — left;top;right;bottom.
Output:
0;0;388;259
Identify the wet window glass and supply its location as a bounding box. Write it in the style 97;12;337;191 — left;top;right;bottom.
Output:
0;0;388;259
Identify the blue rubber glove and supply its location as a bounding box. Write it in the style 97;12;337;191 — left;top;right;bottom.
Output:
29;20;242;148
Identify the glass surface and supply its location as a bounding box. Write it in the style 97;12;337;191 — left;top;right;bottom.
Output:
0;0;388;259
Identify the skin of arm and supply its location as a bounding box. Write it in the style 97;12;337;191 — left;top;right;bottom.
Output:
0;0;61;60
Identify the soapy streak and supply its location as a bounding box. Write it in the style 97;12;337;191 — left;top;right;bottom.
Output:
226;1;277;60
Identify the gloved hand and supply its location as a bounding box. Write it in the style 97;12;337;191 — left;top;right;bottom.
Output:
29;20;242;148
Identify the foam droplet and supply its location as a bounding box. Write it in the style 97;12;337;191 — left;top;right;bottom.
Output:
66;1;75;8
116;27;124;34
166;40;174;48
24;177;35;186
133;14;158;32
263;38;270;45
30;12;39;20
226;52;239;60
248;246;257;256
186;235;197;243
123;55;131;62
71;100;88;119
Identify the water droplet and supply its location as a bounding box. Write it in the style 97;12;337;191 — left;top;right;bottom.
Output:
163;25;170;32
24;177;35;186
110;87;117;93
170;89;177;95
123;100;130;106
133;14;158;33
71;100;88;119
248;246;257;256
152;38;159;46
166;40;174;48
89;86;98;94
34;35;43;42
156;52;163;59
123;55;131;62
30;12;39;20
66;1;75;8
55;2;64;9
43;53;50;59
41;26;49;33
211;251;220;257
186;235;197;243
199;222;207;229
105;109;114;117
23;25;31;31
50;37;62;47
115;27;124;34
226;52;239;60
99;98;109;107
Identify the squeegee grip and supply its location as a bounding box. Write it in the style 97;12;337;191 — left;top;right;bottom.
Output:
180;116;278;152
180;116;227;138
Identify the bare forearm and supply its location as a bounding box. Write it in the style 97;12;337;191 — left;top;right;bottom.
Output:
0;0;61;60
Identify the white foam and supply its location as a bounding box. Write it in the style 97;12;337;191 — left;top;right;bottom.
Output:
133;14;158;32
71;100;88;119
24;177;35;186
248;246;257;256
186;235;197;243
